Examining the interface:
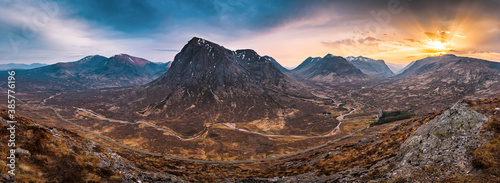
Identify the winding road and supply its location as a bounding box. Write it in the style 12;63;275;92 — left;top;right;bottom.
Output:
74;98;355;140
28;88;376;164
48;105;369;164
348;88;382;121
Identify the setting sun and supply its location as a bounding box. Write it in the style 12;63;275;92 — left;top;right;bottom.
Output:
423;39;452;55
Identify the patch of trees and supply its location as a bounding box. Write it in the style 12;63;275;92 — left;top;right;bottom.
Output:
371;111;412;126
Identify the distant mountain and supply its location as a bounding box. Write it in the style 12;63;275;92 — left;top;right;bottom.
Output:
292;54;366;83
397;54;500;78
0;63;47;70
346;56;394;77
263;56;289;73
68;37;335;136
355;54;500;114
293;57;322;71
386;62;407;74
15;54;169;91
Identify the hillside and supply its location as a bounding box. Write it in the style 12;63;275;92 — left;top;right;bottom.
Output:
4;97;498;182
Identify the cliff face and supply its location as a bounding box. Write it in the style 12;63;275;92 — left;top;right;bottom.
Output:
390;102;490;179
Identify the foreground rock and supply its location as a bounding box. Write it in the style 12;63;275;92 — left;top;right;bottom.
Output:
389;102;490;180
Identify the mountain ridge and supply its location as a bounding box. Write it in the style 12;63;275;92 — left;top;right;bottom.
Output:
14;54;169;91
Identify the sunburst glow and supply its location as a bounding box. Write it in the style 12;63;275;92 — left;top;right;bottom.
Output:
423;39;452;55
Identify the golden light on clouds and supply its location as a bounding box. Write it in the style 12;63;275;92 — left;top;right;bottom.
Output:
421;30;456;56
313;1;500;65
222;0;500;67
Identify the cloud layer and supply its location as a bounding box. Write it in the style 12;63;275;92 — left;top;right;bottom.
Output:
1;0;499;66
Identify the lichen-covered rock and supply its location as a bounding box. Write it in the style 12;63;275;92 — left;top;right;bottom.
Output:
390;102;489;178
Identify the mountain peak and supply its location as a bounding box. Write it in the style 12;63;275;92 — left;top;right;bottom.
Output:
77;55;107;63
154;37;287;91
186;37;225;50
109;54;151;67
324;53;337;58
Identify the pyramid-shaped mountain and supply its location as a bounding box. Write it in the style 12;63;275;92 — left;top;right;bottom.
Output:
108;37;334;136
146;37;308;94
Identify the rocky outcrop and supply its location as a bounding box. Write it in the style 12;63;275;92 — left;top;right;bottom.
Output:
389;102;490;179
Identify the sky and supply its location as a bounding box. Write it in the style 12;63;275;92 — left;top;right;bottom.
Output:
1;0;500;67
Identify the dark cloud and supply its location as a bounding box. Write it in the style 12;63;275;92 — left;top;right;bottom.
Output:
58;0;326;35
1;0;500;64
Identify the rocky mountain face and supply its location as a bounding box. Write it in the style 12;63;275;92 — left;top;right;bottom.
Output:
146;37;309;97
292;54;366;83
263;56;289;73
14;54;169;91
353;54;500;114
346;56;394;77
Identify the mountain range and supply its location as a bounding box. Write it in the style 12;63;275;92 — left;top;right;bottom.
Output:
354;54;500;114
50;37;337;137
12;54;169;91
291;54;366;83
2;37;500;182
0;63;47;70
